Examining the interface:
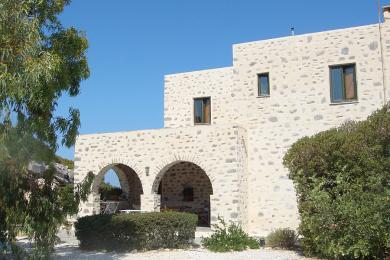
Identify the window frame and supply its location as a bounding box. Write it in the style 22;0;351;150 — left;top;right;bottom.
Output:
329;63;358;103
193;97;211;125
257;73;270;97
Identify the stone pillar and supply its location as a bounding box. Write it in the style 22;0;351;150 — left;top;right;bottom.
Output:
113;166;130;198
141;193;160;212
78;193;98;217
209;194;217;227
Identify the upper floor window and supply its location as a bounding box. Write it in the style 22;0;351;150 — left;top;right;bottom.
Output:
194;97;211;124
258;73;270;96
330;64;357;103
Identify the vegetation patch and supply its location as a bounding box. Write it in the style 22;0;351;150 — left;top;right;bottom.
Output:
75;211;198;252
99;182;123;201
266;228;297;249
283;104;390;259
55;156;75;170
202;217;259;252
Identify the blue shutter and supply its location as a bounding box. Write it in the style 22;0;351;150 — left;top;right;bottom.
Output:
331;67;344;102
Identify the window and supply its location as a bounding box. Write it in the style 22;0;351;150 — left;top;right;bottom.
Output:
330;64;357;103
258;73;270;96
194;97;211;124
183;186;194;202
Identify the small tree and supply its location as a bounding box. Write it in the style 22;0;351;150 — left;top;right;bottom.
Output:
283;104;390;259
0;0;92;258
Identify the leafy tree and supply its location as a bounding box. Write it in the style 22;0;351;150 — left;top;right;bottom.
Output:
283;104;390;259
0;0;93;258
0;0;89;148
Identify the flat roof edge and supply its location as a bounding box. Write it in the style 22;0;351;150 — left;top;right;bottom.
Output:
233;23;379;48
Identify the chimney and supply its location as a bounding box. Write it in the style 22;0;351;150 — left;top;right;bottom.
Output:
384;6;390;22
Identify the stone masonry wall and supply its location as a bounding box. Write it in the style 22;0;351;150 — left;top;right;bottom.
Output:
161;19;390;235
74;125;246;226
164;67;235;128
381;16;390;101
232;22;390;235
235;126;248;230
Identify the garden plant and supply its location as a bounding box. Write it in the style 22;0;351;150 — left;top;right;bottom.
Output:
202;216;259;252
284;104;390;259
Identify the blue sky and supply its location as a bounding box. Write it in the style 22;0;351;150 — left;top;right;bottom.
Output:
56;0;389;185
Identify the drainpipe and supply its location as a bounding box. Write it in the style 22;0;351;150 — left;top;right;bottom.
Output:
378;5;390;104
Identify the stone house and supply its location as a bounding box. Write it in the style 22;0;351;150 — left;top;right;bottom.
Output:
75;7;390;235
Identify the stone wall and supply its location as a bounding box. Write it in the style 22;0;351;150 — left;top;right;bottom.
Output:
159;19;390;235
74;125;246;226
236;126;248;230
382;12;390;101
164;67;235;128
231;22;390;235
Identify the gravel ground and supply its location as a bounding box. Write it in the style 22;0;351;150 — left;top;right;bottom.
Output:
7;229;311;259
53;243;310;260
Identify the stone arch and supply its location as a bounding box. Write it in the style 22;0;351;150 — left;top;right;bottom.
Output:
91;162;144;214
152;160;213;227
151;153;216;194
95;157;143;178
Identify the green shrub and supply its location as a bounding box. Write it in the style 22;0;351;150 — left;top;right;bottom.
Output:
283;104;390;259
266;228;297;249
202;217;259;252
75;211;197;251
98;182;123;200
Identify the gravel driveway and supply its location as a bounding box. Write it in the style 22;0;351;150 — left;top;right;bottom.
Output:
54;243;310;260
52;228;311;260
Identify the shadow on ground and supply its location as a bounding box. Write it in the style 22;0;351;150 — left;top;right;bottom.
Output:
54;243;129;260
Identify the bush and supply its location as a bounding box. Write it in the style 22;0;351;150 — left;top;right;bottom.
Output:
266;228;297;249
202;217;259;252
99;182;123;200
283;104;390;259
75;211;197;251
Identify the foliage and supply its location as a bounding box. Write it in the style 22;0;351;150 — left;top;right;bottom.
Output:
0;128;94;257
75;211;198;252
0;0;90;258
266;228;297;249
99;182;123;201
55;155;74;170
0;0;89;149
202;217;259;252
283;104;390;259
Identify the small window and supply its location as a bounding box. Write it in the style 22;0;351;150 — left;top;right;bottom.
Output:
330;64;357;102
258;73;270;96
194;97;211;124
183;186;194;202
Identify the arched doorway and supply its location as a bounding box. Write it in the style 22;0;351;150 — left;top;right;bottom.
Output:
92;164;143;214
153;161;213;227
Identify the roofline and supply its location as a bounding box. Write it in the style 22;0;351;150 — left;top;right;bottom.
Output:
164;66;233;78
233;23;379;48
